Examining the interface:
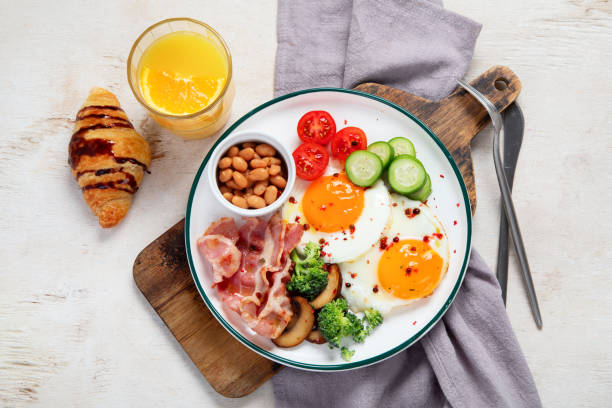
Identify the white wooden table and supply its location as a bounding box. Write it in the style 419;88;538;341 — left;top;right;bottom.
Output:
1;1;611;406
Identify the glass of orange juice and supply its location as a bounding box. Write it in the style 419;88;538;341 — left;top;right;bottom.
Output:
127;18;234;139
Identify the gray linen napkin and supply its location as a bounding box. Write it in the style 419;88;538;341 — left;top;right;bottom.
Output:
275;0;481;101
272;1;542;407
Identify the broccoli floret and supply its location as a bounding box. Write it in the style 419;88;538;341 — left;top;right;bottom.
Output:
302;241;322;261
341;347;355;361
363;308;383;331
317;298;352;348
287;242;328;300
347;313;367;343
318;299;384;361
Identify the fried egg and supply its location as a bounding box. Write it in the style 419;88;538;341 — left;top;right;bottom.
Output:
339;194;449;315
282;168;390;263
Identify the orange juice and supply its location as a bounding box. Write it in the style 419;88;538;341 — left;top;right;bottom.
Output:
138;31;228;116
128;19;234;139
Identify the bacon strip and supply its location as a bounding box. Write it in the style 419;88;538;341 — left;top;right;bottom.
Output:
253;258;294;338
284;222;304;257
205;217;239;243
238;218;267;250
261;212;286;271
199;212;303;339
237;218;269;309
196;235;242;284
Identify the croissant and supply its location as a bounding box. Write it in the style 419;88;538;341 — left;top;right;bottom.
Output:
69;87;151;228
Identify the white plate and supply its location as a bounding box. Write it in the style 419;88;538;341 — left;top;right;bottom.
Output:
185;88;472;371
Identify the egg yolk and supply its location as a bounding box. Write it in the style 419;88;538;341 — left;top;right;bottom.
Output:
302;172;364;232
377;239;444;300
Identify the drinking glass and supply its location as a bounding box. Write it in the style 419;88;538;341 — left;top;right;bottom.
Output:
127;18;235;139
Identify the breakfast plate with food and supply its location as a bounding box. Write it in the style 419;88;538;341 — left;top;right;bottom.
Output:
186;88;472;371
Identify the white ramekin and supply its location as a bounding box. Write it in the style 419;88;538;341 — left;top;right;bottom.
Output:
207;130;296;218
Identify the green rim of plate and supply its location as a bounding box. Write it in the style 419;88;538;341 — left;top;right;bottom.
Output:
185;88;472;371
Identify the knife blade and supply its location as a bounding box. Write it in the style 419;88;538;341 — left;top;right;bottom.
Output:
496;102;524;305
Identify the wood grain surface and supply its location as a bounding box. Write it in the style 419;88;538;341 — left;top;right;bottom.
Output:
133;221;283;398
132;66;520;398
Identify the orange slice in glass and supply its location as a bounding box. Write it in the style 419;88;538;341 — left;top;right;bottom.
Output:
140;68;225;115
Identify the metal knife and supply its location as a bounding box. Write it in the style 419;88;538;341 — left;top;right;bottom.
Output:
496;102;524;305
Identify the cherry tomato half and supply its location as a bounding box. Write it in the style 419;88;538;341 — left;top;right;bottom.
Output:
297;110;336;145
330;127;367;161
292;142;330;180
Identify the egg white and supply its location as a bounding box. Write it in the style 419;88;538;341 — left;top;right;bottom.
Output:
339;194;449;315
282;165;391;263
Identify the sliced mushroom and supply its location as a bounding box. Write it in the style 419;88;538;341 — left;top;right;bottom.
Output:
306;329;327;344
273;297;315;348
310;264;340;309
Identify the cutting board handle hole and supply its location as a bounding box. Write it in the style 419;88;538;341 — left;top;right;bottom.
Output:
495;78;509;90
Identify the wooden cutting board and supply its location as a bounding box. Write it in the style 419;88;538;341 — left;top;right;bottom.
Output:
133;66;521;398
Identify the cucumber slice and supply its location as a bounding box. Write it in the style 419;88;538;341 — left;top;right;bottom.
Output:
407;173;432;202
387;155;427;194
345;150;383;187
389;137;416;157
367;141;394;168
